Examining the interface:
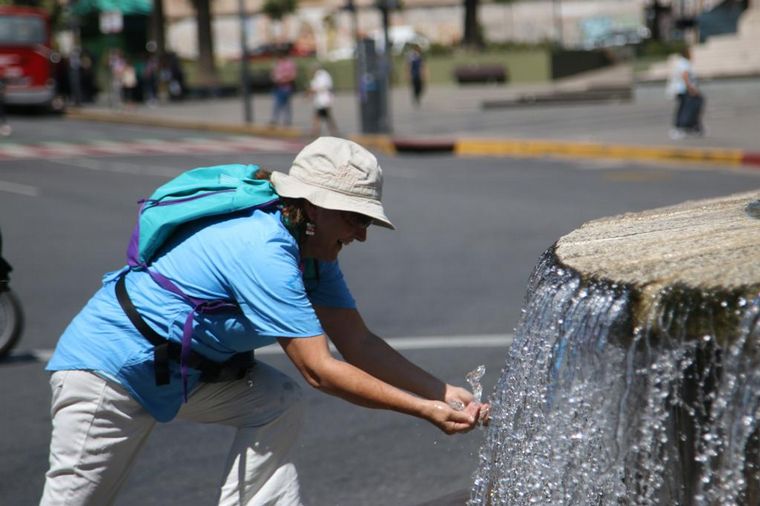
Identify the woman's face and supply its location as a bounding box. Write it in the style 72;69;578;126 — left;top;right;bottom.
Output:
302;204;371;261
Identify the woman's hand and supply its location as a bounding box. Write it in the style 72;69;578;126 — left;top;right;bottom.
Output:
444;384;491;427
424;400;482;434
444;384;474;409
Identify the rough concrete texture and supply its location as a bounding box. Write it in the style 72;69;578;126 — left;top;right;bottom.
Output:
556;190;760;292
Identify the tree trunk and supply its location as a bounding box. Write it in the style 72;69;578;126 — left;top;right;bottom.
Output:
193;0;219;85
462;0;482;48
150;0;167;59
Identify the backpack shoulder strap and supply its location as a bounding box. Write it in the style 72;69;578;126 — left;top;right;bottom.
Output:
115;271;172;385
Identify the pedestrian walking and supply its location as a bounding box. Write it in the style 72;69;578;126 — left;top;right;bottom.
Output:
407;44;427;106
666;47;704;139
309;64;338;136
141;52;160;107
40;137;488;506
120;60;138;110
269;52;298;126
107;49;126;110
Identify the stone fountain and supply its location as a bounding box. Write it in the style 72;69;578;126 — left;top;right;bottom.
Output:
470;190;760;505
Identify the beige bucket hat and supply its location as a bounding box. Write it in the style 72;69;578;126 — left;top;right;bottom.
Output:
270;137;395;229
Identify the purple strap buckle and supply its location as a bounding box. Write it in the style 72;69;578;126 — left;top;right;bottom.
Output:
146;268;237;401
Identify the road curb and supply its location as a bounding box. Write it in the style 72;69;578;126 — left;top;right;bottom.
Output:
454;138;760;168
65;109;760;168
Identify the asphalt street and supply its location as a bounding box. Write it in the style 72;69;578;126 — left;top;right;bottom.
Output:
1;116;759;505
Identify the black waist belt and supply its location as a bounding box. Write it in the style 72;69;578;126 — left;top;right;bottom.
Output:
115;272;254;386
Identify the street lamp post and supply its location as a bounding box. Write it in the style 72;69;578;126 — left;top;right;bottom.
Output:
553;0;563;47
375;0;396;133
344;0;361;128
65;1;83;106
238;0;253;123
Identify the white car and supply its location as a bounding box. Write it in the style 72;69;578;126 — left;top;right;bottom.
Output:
371;25;430;54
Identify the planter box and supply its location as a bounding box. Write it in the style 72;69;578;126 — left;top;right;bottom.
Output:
453;64;508;84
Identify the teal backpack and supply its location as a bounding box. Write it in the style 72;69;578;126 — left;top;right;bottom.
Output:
121;164;280;400
127;164;279;267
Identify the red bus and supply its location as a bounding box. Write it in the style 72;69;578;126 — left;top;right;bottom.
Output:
0;6;64;111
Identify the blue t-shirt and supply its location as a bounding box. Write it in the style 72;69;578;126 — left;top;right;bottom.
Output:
47;208;355;422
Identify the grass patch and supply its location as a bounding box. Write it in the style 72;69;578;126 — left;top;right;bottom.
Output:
183;47;552;92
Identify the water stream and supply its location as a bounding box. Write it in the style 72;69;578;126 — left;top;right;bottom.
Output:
469;246;760;505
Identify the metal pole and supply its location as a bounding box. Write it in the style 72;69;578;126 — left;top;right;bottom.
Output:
379;1;392;133
238;0;253;123
66;2;83;106
553;0;563;47
345;0;362;127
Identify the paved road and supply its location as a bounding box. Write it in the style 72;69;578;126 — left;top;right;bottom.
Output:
1;118;759;505
68;72;760;152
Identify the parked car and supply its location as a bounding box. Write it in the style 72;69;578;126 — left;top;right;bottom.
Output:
371;25;430;54
586;26;651;49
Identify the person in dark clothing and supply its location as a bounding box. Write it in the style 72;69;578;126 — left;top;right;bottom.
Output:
407;44;426;106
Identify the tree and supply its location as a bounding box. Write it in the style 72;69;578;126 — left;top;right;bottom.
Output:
192;0;219;85
462;0;483;48
262;0;297;21
150;0;167;58
262;0;297;44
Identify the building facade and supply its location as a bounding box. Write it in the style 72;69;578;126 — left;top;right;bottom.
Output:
163;0;652;60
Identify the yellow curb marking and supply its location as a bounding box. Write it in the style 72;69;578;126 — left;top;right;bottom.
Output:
455;139;744;166
349;134;397;156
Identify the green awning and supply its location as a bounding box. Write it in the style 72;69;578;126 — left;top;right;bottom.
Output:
73;0;153;16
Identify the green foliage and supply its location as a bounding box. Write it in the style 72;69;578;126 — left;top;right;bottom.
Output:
262;0;297;21
635;39;687;58
184;46;552;92
427;43;454;57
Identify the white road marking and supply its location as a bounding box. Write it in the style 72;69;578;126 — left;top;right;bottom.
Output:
0;143;39;158
25;334;513;362
0;136;301;162
257;333;514;355
0;179;39;196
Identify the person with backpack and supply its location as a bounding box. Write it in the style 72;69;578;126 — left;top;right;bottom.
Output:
666;46;704;139
40;137;487;506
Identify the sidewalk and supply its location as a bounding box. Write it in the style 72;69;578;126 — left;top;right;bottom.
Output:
66;65;760;167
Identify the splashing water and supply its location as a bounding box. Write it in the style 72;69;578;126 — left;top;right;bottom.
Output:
467;365;486;404
469;247;760;505
449;365;487;411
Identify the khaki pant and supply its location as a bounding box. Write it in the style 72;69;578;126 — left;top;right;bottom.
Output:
40;363;304;506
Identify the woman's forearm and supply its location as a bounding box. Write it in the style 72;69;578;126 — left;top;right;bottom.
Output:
341;332;448;400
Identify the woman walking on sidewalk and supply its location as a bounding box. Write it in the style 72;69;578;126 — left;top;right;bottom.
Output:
40;137;487;506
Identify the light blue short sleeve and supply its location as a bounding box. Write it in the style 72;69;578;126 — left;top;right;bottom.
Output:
223;231;325;338
306;260;356;309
